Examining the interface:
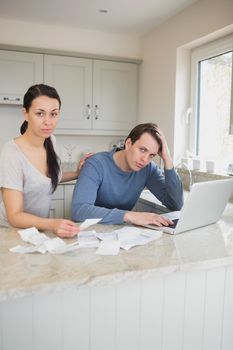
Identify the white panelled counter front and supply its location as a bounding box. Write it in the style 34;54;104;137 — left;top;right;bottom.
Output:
0;203;233;350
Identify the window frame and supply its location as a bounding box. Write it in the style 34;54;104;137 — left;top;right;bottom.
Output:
189;34;233;156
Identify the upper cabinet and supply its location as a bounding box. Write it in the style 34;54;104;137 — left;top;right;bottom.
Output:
92;60;137;132
0;50;43;105
44;55;93;130
44;55;138;135
0;49;138;135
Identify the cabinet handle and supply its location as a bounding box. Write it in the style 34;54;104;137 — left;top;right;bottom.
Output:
3;97;21;102
94;105;99;120
86;104;91;120
49;208;55;218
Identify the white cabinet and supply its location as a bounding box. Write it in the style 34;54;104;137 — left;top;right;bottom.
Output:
0;49;138;135
44;55;92;130
49;199;64;218
0;50;43;105
50;185;65;218
44;55;138;135
50;183;75;219
92;60;137;132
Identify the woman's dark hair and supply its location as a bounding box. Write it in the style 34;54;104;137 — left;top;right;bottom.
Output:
124;123;162;152
21;84;61;193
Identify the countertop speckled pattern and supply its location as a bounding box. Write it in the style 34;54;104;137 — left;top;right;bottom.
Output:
0;203;233;301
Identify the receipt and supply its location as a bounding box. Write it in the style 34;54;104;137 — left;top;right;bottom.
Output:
10;227;80;254
10;223;162;255
49;241;80;254
116;227;162;250
79;218;102;230
96;240;120;255
95;231;117;241
78;230;99;248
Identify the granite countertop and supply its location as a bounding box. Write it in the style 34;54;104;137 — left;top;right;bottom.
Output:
0;202;233;301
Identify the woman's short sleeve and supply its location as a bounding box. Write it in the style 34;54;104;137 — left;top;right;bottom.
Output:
0;142;24;192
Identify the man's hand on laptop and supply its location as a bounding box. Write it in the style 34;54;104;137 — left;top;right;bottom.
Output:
124;211;173;227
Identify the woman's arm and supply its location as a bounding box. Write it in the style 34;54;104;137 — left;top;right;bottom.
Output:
2;188;79;238
60;152;94;183
60;170;79;183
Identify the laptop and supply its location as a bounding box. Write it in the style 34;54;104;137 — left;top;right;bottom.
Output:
145;178;233;234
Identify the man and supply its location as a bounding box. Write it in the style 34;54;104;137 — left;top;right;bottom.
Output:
71;123;183;227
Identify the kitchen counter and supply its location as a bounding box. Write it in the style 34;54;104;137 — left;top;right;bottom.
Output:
0;202;233;301
1;205;233;350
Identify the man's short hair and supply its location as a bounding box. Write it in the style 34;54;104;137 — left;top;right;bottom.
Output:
125;123;162;152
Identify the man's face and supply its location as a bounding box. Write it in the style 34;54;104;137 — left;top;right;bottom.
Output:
124;132;160;171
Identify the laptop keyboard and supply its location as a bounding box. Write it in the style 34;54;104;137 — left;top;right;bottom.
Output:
168;219;179;229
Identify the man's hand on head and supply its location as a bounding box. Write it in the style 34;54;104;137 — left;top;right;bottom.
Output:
155;127;173;169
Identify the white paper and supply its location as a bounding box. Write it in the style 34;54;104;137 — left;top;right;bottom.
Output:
10;227;80;254
18;227;40;242
95;231;118;241
43;237;66;252
96;240;121;255
78;230;99;248
43;237;80;254
79;218;102;230
28;233;49;245
50;241;80;254
116;227;162;250
11;223;162;255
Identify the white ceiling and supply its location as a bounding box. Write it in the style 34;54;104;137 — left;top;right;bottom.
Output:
0;0;198;36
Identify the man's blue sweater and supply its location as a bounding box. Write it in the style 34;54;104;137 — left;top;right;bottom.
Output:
71;149;183;224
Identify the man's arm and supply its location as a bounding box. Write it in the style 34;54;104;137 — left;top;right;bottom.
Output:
147;126;183;210
71;159;177;227
71;160;127;224
146;165;184;210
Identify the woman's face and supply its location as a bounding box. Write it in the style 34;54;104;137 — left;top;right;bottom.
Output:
23;95;60;139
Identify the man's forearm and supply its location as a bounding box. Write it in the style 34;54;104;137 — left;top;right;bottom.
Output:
71;203;126;225
162;156;173;170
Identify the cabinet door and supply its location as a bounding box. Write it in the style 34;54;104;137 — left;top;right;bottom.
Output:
49;199;64;218
50;185;64;218
0;50;43;104
44;55;92;130
93;60;137;131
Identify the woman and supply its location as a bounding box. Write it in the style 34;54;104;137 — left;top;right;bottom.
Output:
0;84;88;237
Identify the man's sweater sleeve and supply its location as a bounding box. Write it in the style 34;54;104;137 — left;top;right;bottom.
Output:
146;165;184;210
71;159;127;224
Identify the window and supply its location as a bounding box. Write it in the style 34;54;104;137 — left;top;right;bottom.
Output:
190;34;233;172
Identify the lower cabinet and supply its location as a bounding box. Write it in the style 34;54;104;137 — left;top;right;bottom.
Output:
49;199;64;219
50;183;75;220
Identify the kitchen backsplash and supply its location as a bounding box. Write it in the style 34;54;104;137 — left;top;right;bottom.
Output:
56;135;124;163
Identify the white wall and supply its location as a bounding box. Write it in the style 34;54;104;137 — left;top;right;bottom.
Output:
56;135;123;164
139;0;233;163
0;18;141;59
